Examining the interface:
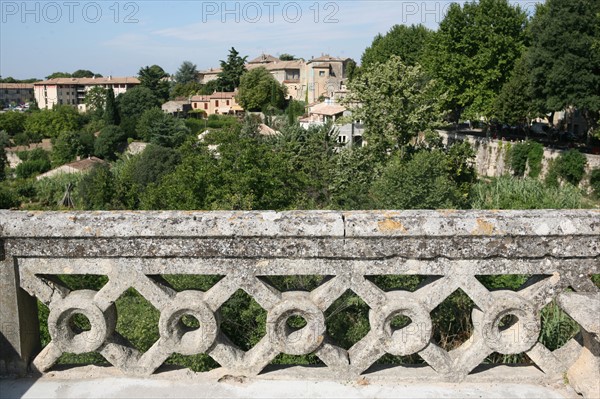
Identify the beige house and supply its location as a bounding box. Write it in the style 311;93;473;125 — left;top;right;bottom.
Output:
161;100;192;117
197;68;221;84
0;83;34;107
36;157;106;180
33;77;140;111
190;91;243;116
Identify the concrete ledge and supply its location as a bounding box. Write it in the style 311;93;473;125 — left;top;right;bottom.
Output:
0;366;578;399
1;210;598;238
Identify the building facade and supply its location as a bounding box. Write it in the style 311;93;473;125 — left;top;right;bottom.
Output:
33;77;140;111
190;91;243;116
198;53;352;104
0;83;34;107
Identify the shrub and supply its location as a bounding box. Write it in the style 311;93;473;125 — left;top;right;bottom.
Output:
556;149;587;186
508;141;544;178
15;158;51;179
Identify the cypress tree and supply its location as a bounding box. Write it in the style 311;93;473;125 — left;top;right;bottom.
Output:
104;87;120;125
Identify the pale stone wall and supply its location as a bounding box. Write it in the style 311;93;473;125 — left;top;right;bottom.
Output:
1;210;598;396
438;130;600;179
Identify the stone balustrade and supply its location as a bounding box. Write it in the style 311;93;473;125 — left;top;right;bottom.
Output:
1;210;599;397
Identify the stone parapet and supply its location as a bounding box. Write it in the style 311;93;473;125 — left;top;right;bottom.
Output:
1;210;599;397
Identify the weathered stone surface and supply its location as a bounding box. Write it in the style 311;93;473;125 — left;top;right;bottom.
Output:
1;210;599;397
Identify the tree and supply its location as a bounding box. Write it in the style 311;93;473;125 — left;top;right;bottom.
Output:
77;164;114;210
362;24;432;68
279;53;295;61
217;47;247;92
0;111;27;136
136;108;191;148
174;61;198;85
493;53;535;125
24;106;83;139
528;0;600;139
138;65;170;101
170;82;202;99
84;86;106;119
370;149;466;209
237;67;287;111
104;87;119;126
45;72;71;79
116;86;160;136
72;69;102;78
94;125;126;160
425;0;527;120
345;59;358;81
344;55;443;152
113;144;180;209
51;130;95;166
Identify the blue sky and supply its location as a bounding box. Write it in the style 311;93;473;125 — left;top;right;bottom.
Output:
0;1;541;79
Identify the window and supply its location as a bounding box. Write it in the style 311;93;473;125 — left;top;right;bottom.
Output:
319;71;325;77
226;100;230;105
194;103;197;109
204;103;208;110
215;100;219;107
59;99;63;105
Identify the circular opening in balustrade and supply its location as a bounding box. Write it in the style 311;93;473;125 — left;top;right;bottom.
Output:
179;314;200;330
498;314;519;331
389;313;412;331
68;313;92;334
286;314;308;330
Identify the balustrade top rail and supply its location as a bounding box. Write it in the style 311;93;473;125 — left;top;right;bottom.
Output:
1;210;599;397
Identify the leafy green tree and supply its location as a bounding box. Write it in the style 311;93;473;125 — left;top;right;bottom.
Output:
493;53;535;125
217;47;247;91
174;61;198;85
104;87;119;126
279;53;295;61
362;24;432;68
136;108;191;148
84;86;106;119
45;72;71;79
345;59;358;81
94;125;126;160
426;0;527;120
528;0;600;138
344;55;443;152
51;130;95;166
371;149;466;209
24;106;83;139
237;67;287;111
113;144;180;209
77;164;114;209
0;111;27;137
273;122;339;208
138;65;170;101
72;69;102;78
116;87;160;136
170;82;202;99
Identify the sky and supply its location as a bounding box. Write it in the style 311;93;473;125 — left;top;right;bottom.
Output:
0;0;542;80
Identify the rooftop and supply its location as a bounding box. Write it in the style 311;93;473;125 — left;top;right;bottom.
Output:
34;77;140;85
